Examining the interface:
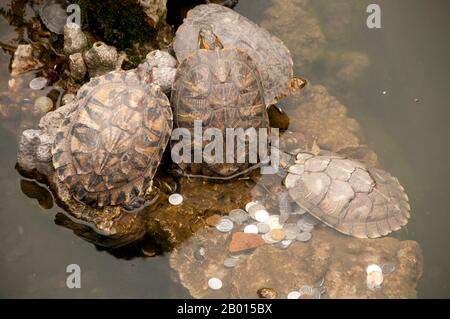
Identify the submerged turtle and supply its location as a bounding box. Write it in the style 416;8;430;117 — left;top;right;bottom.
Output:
280;150;410;238
39;0;69;35
52;70;173;211
171;27;269;177
174;4;306;106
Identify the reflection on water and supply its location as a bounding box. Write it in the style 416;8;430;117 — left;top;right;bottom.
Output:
0;0;449;298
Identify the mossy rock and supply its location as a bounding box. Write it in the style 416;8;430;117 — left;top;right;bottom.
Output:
73;0;153;50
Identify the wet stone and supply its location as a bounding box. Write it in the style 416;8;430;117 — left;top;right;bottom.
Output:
229;232;265;254
205;214;221;227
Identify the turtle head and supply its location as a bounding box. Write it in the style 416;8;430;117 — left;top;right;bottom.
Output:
198;27;224;50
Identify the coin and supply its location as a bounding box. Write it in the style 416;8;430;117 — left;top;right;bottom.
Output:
297;220;314;232
270;229;285;242
248;204;268;221
279;239;292;249
223;257;239;268
244;224;259;234
29;77;48;90
287;291;301;299
262;233;277;244
265;215;282;230
168;193;183;205
302;214;320;226
381;262;396;274
193;247;206;262
208;277;223;290
254;210;269;222
216;218;234;233
256;223;270;234
283;223;300;240
245;201;259;212
296;231;312;242
366;264;382;274
228;209;249;224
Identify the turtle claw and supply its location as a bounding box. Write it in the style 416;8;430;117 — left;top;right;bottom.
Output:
122;197;147;213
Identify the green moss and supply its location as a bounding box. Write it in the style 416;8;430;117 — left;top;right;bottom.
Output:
73;0;153;50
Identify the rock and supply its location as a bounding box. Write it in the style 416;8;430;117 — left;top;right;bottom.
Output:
170;227;423;299
63;23;88;55
33;96;53;114
10;45;43;77
229;232;265;253
83;42;119;78
69;53;87;81
260;0;326;66
61;93;75;106
138;0;168;27
282;84;361;151
206;215;221;227
136;50;177;93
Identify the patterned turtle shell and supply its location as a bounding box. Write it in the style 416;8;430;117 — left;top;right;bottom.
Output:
52;71;173;208
171;29;269;177
284;152;410;238
174;3;305;106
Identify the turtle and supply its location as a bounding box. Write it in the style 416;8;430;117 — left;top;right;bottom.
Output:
280;150;410;238
39;0;69;35
173;3;306;107
51;70;173;211
171;27;269;178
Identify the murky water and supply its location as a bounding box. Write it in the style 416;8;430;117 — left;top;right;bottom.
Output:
1;0;449;298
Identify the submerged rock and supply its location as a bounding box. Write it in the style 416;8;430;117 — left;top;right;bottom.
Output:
138;0;168;27
83;42;120;77
10;45;43;77
64;23;88;55
170;227;423;298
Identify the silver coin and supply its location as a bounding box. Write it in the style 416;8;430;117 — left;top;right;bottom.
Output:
299;285;313;296
29;77;48;90
223;257;239;268
216;218;234;233
381;262;396;274
265;215;282;230
296;231;312;242
228;209;249;224
256;223;270;234
279;239;292;249
287;291;301;299
283;223;300;240
245;201;259;212
297;220;314;232
193;247;206;262
244;224;259;234
248;204;268;221
168;193;183;205
208;277;223;290
262;233;277;244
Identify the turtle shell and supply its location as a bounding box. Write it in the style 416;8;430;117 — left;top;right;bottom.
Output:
171;47;269;177
284;152;410;238
174;3;295;106
52;71;173;207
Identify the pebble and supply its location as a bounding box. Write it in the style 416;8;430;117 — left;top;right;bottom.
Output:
257;288;278;299
244;224;259;234
208;277;223;290
216;218;234;233
61;93;75;105
256;223;271;234
228;209;249;224
168;193;183;205
33;96;53;113
29;77;47;90
287;291;301;299
205;214;221;226
296;231;312;242
269;229;285;242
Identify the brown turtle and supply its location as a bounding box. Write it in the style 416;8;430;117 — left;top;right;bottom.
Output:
171;27;269;178
51;71;173;211
283;151;410;238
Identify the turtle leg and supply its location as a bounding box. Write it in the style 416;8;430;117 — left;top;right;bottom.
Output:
122;196;147;213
